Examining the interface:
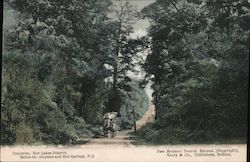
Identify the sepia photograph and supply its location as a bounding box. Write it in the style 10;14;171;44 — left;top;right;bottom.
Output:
1;0;249;161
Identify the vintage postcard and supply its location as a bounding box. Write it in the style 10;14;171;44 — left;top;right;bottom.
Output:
1;0;248;162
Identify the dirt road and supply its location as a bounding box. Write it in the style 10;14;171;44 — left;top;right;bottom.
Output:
136;104;155;129
83;104;155;146
85;130;135;146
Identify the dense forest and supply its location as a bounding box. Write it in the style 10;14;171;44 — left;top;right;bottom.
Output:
1;0;249;145
137;0;249;144
2;0;148;144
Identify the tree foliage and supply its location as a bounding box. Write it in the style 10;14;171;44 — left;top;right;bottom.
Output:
138;0;249;144
2;0;149;144
105;0;140;113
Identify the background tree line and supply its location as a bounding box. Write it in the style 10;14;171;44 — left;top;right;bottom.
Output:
137;0;249;144
1;0;148;145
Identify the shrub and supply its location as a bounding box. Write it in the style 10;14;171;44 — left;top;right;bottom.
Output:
15;124;34;144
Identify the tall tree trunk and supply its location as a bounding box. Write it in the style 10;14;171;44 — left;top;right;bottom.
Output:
113;65;118;89
133;106;137;133
83;101;88;120
155;93;159;120
80;96;86;118
112;24;122;90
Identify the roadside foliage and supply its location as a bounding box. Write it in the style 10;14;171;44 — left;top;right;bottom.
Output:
137;0;249;144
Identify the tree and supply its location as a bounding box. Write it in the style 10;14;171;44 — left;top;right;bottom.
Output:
142;0;208;119
2;0;113;144
105;0;139;113
139;0;249;143
7;0;113;120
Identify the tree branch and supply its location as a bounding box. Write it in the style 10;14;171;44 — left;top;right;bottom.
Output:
169;0;179;12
